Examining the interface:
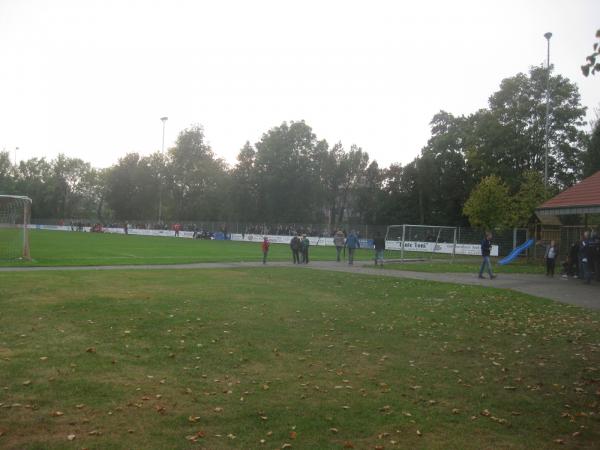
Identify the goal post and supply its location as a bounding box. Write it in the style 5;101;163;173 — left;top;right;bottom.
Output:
0;195;32;261
385;224;457;263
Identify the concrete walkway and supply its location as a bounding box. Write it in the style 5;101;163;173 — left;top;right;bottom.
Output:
0;260;597;310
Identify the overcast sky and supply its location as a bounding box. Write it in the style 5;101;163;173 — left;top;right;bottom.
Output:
1;0;599;170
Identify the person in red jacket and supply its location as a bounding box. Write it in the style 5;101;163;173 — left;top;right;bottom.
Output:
261;236;270;264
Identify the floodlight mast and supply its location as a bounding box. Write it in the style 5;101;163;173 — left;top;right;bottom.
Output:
158;116;168;225
544;32;552;188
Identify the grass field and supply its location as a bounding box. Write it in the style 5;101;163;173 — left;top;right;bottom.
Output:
0;230;543;275
1;268;599;449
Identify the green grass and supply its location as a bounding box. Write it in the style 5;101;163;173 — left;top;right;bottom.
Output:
0;230;382;267
382;258;545;275
0;268;599;449
2;231;546;277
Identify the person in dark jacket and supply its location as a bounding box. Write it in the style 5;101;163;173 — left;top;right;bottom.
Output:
581;231;594;284
478;232;496;279
373;231;385;266
290;234;301;264
301;235;310;264
345;231;360;265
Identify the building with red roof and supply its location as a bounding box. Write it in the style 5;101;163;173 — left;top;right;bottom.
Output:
536;170;600;222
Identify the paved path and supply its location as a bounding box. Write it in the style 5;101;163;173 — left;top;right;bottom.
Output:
1;261;598;310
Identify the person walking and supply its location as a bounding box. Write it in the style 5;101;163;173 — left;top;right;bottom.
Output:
544;240;557;277
581;231;594;284
301;235;310;264
478;231;496;279
346;230;360;265
261;236;270;264
333;229;345;262
290;234;301;264
373;231;385;266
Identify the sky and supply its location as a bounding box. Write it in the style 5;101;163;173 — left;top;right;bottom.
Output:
1;0;599;170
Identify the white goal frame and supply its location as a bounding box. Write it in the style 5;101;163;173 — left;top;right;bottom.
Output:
0;195;32;260
385;224;458;263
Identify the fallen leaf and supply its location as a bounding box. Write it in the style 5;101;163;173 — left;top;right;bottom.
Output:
290;431;297;439
343;441;354;448
22;380;31;386
329;428;339;433
67;434;76;441
86;347;96;353
51;411;64;417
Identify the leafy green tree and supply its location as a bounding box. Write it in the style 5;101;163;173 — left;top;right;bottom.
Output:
583;120;600;177
510;171;550;227
230;142;258;223
463;175;511;230
254;121;327;223
467;66;587;189
581;29;600;77
105;153;161;220
0;151;15;194
168;125;228;221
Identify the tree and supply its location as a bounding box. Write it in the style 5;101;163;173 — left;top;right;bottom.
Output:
510;171;550;227
463;175;511;230
583;120;600;177
581;29;600;77
254;121;327;223
230;142;258;223
467;66;587;189
168;125;228;221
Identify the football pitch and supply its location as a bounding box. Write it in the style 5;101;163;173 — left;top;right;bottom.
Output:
0;231;598;449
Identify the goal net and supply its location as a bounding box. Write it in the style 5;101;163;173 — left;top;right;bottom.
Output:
0;195;32;261
385;224;457;262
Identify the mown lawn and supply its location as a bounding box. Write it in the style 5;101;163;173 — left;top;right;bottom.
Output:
0;230;383;267
0;268;598;449
382;258;545;275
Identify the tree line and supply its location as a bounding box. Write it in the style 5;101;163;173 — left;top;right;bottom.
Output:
1;66;599;229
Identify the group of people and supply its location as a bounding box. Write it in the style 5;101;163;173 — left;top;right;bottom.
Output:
260;229;384;266
556;231;599;284
479;230;599;285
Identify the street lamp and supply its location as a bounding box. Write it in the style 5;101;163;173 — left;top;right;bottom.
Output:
158;117;168;224
14;147;19;166
544;32;552;188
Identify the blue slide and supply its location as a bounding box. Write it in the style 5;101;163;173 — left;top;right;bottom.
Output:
498;239;535;265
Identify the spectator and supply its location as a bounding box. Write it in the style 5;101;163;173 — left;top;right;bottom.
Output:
261;236;270;264
478;231;496;279
373;231;385;266
301;235;310;264
345;230;360;266
333;229;345;262
290;234;301;264
544;240;557;277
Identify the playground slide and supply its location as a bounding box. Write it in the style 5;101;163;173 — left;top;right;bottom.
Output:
498;239;535;265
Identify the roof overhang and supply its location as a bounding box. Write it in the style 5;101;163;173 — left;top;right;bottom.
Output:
536;205;600;216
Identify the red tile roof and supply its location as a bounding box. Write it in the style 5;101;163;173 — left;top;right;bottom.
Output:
538;170;600;209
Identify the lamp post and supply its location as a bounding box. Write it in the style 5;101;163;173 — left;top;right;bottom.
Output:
158;117;168;225
544;32;552;188
14;147;18;166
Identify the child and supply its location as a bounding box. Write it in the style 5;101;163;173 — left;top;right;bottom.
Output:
545;240;557;277
261;237;270;264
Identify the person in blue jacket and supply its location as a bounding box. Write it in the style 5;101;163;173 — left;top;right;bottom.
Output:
478;231;496;279
345;230;360;265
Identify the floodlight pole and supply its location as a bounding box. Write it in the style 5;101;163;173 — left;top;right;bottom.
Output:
158;116;168;225
544;32;552;188
14;147;18;166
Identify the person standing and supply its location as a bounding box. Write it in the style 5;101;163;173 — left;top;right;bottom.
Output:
373;231;385;266
478;231;496;279
544;240;557;277
346;230;360;265
301;235;310;264
333;229;345;262
290;234;301;264
581;231;593;284
261;236;270;264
